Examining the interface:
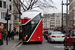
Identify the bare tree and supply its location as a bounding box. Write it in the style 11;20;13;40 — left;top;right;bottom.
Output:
13;0;56;14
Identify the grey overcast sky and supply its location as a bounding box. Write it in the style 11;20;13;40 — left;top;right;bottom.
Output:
22;0;67;14
32;0;67;14
50;0;66;13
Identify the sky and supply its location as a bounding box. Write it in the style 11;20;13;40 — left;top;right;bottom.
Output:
33;0;67;14
22;0;67;14
50;0;66;13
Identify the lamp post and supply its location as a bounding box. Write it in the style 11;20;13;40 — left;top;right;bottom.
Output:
19;0;21;31
66;0;69;32
6;9;8;45
5;5;11;45
61;0;69;33
61;0;63;33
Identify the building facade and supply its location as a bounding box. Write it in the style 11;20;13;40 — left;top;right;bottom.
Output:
13;0;21;31
42;13;62;29
55;13;61;27
0;0;13;31
69;0;75;27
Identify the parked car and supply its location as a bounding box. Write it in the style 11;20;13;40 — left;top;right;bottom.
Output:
44;30;53;40
47;31;65;43
64;29;75;50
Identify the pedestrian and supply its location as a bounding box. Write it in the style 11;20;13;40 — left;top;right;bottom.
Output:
16;31;18;36
0;22;4;45
19;30;22;40
2;31;5;40
11;30;15;40
14;31;16;35
2;29;7;40
8;31;11;41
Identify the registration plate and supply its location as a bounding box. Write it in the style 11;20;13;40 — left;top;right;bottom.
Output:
57;36;61;38
30;39;35;41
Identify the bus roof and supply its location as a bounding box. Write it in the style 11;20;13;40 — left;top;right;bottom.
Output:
21;10;41;19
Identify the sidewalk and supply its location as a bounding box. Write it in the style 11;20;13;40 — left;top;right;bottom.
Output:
0;35;21;50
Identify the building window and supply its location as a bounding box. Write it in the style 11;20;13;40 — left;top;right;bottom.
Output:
14;7;17;11
50;25;55;27
3;2;6;8
9;0;11;1
14;15;17;20
0;1;2;7
14;0;17;3
1;12;6;19
1;12;3;19
9;5;12;11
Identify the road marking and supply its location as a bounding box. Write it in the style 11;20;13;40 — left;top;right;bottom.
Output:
54;46;64;48
11;40;22;49
17;42;23;47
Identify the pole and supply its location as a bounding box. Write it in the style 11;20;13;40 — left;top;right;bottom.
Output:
61;0;63;33
73;10;74;24
6;8;8;45
19;0;20;30
66;0;68;32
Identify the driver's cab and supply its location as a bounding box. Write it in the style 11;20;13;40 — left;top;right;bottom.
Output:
65;29;75;37
70;29;75;37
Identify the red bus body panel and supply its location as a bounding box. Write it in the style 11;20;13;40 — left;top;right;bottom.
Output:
21;18;30;24
29;20;43;42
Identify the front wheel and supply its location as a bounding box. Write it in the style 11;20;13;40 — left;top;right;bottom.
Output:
39;42;42;44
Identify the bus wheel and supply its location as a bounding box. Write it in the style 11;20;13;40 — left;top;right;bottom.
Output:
39;42;42;44
23;42;26;44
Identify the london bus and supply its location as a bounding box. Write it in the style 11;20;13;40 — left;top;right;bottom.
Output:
21;10;43;43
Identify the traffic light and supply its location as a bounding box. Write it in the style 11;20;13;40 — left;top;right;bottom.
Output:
5;15;11;20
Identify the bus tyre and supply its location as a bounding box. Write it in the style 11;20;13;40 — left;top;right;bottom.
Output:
23;42;26;44
39;42;42;44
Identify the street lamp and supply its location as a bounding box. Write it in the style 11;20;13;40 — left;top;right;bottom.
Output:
5;5;11;45
61;0;64;33
19;0;21;31
61;0;69;33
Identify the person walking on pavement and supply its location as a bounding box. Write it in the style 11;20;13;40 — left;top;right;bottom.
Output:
16;31;18;36
8;31;11;41
19;30;22;40
0;22;4;45
11;30;15;40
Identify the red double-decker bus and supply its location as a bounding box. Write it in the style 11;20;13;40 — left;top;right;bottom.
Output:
21;10;43;43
